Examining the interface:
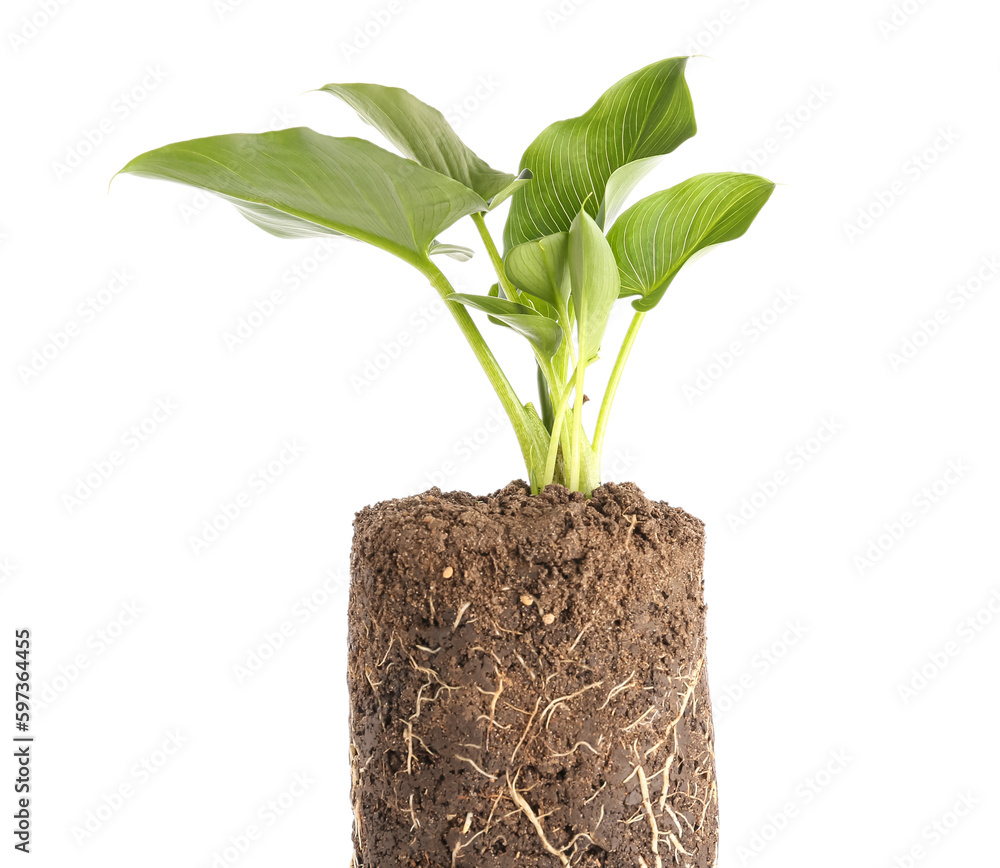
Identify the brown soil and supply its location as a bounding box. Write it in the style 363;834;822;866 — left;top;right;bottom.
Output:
348;481;716;868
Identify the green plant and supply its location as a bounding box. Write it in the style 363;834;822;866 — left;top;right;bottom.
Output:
118;57;773;495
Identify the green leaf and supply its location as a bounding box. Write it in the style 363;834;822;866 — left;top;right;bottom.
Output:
428;240;475;262
117;128;488;264
319;82;514;202
504;231;571;315
487;168;532;212
504;57;696;251
607;172;775;312
596;155;664;229
447;293;563;358
569;210;620;365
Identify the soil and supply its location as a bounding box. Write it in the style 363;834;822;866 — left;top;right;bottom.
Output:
349;480;717;868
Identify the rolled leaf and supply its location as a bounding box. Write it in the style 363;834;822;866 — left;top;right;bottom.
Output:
320;82;514;202
428;240;475;262
487;168;533;212
607;172;775;312
447;293;563;358
569;211;620;365
504;57;696;251
504;231;571;315
117;128;488;264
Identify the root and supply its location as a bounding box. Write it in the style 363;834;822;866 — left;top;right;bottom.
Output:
509;697;542;764
507;771;570;867
666;831;690;857
549;740;600;759
376;633;399;668
476;674;505;751
540;680;605;729
636;763;663;868
568;622;592;652
583;782;607;805
455;755;497;781
599;670;636;709
624;513;638;548
453;602;471;629
624;705;658;732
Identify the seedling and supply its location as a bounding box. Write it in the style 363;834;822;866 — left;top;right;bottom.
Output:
118;57;773;494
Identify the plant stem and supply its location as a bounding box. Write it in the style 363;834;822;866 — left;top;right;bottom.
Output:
569;360;585;490
593;311;646;461
420;259;536;473
543;387;570;486
471;212;522;303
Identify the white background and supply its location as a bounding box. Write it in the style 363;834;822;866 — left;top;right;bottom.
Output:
2;0;998;865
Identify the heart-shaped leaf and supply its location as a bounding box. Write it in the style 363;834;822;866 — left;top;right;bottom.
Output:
117;128;488;264
504;231;571;315
320;82;514;202
447;293;563;359
569;210;620;364
607;172;775;312
504;57;696;251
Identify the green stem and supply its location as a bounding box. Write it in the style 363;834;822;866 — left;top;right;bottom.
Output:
542;377;574;486
420;259;535;471
593;311;646;461
471;212;522;303
569;360;585;490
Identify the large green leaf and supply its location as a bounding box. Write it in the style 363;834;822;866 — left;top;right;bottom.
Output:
504;231;571;315
504;57;696;251
447;293;563;358
569;211;620;365
607;172;775;312
319;83;514;202
117;128;488;264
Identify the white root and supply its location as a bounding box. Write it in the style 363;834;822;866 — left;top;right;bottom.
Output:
507;771;570;867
